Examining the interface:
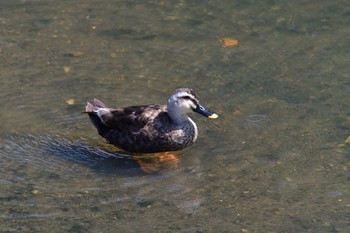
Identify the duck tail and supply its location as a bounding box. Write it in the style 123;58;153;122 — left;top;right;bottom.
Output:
85;98;107;112
85;99;110;137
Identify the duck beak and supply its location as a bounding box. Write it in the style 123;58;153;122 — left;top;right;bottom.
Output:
193;103;219;119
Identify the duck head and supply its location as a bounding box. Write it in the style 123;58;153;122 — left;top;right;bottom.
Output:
167;88;218;121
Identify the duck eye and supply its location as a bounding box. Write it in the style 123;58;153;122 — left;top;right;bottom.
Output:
182;96;192;100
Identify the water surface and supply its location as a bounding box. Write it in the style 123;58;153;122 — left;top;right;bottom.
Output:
1;0;350;232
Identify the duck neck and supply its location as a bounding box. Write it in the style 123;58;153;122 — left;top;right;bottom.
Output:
166;102;198;142
168;110;190;124
167;103;190;124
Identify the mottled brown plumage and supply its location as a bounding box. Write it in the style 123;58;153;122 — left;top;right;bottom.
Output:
85;88;218;153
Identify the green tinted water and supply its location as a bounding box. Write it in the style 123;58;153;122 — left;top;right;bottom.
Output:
1;0;349;232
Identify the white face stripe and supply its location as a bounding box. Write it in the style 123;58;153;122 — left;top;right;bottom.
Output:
175;92;191;98
174;93;197;110
174;92;198;103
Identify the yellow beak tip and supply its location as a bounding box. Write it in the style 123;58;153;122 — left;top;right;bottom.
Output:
208;113;219;119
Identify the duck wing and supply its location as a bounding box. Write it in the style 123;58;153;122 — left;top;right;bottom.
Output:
86;99;174;152
99;104;166;131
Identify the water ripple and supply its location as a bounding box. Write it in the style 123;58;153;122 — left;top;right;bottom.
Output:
246;114;270;127
0;133;142;178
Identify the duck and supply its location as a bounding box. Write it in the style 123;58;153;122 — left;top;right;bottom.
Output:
85;88;218;154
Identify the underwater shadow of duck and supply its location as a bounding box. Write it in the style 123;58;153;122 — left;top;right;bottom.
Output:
44;135;177;175
1;134;173;176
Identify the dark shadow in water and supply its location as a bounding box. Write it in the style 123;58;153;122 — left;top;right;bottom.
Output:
100;29;157;40
0;134;153;176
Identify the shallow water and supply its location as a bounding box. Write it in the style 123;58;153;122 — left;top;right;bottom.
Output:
1;0;350;232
